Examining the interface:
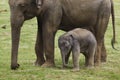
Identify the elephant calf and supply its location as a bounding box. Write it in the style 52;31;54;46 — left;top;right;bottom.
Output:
58;28;97;71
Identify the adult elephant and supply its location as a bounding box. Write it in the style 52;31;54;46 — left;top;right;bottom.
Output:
9;0;116;70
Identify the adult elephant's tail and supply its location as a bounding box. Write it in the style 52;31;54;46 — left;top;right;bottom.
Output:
110;0;117;50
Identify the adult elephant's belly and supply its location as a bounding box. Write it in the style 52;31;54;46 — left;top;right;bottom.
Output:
59;0;100;31
59;12;97;31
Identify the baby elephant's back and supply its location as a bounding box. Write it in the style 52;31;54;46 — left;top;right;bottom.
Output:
72;28;94;37
71;28;96;44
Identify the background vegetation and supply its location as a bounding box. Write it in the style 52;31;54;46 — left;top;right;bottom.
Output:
0;0;120;80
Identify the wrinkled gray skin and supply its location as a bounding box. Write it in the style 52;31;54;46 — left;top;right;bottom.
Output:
58;28;97;71
9;0;116;70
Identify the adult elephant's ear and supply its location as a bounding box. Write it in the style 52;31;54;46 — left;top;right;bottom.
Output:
36;0;43;8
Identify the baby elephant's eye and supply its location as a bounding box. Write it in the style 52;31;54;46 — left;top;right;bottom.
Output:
65;41;70;47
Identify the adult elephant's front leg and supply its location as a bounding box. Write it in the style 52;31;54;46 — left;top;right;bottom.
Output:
35;30;45;66
42;26;56;67
34;18;45;66
41;4;62;67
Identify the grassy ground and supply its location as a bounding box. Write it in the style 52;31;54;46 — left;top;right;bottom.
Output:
0;0;120;80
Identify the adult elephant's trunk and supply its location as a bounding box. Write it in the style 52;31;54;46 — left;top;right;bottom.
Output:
10;9;24;69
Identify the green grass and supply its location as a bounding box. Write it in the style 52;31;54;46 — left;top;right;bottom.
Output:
0;0;120;80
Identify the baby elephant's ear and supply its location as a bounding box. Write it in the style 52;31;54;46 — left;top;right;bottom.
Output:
70;35;74;40
69;35;74;45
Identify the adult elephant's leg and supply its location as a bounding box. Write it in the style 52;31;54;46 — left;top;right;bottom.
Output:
35;17;45;66
41;4;62;67
94;29;108;66
42;25;56;67
94;41;101;66
94;1;110;66
101;39;107;62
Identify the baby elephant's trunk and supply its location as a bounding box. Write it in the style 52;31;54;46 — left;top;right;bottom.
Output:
61;53;67;68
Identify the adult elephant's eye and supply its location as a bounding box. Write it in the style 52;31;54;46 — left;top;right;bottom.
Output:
10;6;14;9
16;3;28;8
20;4;25;7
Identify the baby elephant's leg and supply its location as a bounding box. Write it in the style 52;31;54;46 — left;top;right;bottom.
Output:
71;40;80;71
86;44;96;68
65;51;71;64
72;52;80;71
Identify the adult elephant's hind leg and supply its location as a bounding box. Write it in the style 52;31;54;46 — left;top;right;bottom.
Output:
101;39;107;62
94;0;110;66
35;18;45;66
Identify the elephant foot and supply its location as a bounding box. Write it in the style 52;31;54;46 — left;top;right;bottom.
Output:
101;58;106;62
62;64;68;69
94;61;100;66
34;59;45;66
65;59;69;64
11;63;20;70
41;61;55;68
86;65;94;69
71;68;79;72
101;59;106;63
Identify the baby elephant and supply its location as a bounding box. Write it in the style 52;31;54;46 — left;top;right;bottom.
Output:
58;28;97;71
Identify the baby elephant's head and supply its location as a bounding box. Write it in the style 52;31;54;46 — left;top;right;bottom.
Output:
58;35;73;56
